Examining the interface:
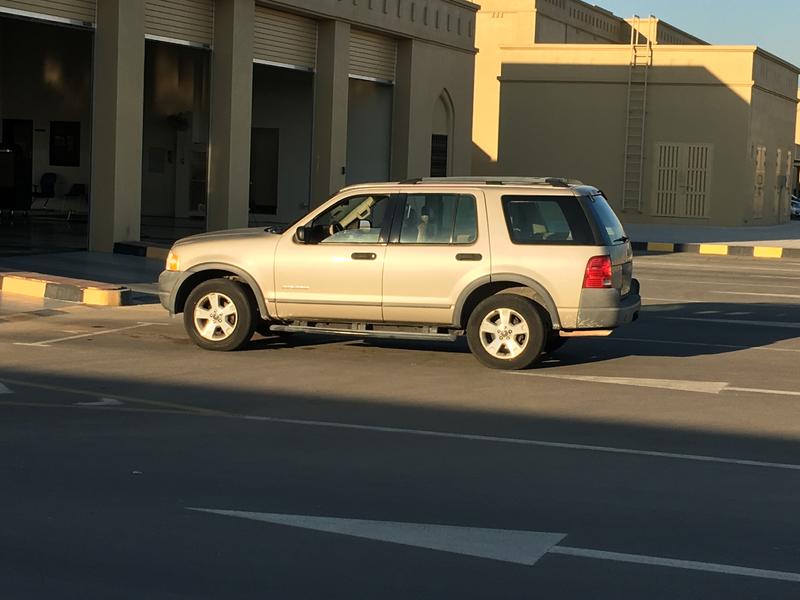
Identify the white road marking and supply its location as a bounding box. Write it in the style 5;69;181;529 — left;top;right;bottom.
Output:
13;322;166;347
609;336;800;354
1;374;797;472
727;386;800;398
187;509;566;566
238;414;800;471
642;297;705;304
711;291;800;299
75;398;124;407
639;277;800;290
519;373;800;399
187;509;800;583
0;383;12;394
657;316;800;329
517;373;729;395
549;546;800;583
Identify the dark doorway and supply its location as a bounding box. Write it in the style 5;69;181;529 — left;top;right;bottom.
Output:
250;127;279;215
430;134;449;177
345;79;393;185
1;119;33;209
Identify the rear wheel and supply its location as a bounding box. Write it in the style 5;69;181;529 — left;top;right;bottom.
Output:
184;278;254;351
466;294;546;370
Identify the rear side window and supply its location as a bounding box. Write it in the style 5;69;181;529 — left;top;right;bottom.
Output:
399;194;477;244
501;195;594;245
587;194;627;244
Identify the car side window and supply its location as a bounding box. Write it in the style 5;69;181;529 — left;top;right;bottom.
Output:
399;194;477;244
502;195;594;245
307;194;392;244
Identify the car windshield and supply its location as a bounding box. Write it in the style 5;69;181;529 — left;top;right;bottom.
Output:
588;194;627;244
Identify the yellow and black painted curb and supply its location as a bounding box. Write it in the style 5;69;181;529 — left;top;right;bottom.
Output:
631;242;800;260
113;241;170;261
0;272;131;306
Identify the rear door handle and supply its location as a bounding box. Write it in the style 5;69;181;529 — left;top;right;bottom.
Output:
456;253;482;261
351;252;377;260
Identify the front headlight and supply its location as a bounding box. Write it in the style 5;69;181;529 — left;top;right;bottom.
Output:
166;250;180;272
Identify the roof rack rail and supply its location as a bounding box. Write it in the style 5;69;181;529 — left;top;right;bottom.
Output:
397;176;584;187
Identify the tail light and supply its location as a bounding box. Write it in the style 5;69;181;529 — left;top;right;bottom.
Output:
583;255;612;289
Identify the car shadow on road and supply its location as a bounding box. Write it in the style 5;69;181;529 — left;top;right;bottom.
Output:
273;302;800;366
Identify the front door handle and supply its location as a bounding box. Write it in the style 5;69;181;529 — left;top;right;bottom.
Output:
351;252;377;260
456;253;482;261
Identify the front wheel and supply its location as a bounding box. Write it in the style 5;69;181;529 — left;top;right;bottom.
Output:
184;278;254;351
466;294;546;370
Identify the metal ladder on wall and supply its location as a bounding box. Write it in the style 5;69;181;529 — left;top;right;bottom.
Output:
621;16;653;213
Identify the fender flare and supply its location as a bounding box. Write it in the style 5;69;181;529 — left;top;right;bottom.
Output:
174;263;270;319
453;274;562;329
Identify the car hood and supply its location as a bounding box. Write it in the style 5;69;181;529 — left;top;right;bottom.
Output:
173;227;276;247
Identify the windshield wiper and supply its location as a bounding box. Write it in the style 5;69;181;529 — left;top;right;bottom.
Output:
613;236;630;243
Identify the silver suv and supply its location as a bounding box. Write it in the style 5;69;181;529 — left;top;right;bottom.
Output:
159;177;641;370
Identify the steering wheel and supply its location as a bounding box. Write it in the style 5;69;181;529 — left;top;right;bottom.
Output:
328;222;344;236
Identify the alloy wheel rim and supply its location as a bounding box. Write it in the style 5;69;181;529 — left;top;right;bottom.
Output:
479;308;530;359
194;292;238;341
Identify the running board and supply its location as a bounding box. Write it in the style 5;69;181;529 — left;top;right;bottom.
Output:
270;324;460;342
559;330;613;338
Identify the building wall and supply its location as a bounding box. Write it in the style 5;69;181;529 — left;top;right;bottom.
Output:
490;44;798;227
394;38;475;179
0;18;92;197
746;52;799;224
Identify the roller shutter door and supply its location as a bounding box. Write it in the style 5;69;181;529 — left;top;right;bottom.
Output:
349;29;396;83
0;0;95;25
145;0;214;48
254;6;317;71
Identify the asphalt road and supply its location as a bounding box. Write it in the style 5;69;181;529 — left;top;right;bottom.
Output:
1;253;800;599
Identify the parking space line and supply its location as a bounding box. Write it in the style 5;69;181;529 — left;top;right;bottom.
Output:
0;377;225;416
236;415;800;472
638;277;800;290
608;337;800;354
2;379;798;472
657;316;800;329
711;291;800;299
12;322;166;347
549;546;800;583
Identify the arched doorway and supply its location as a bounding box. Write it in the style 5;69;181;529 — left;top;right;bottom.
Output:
430;90;454;177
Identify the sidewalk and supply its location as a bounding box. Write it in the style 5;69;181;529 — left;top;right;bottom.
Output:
625;221;800;258
0;251;163;304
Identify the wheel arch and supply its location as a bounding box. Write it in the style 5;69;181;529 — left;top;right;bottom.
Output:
454;275;561;330
173;263;269;319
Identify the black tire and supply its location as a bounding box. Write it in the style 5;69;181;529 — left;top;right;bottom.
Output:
183;278;254;351
466;294;546;370
543;332;568;354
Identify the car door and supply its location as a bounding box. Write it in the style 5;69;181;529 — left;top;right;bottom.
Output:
273;193;395;322
382;191;490;325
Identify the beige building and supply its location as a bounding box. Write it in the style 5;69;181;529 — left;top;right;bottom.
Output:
473;0;800;227
0;0;477;251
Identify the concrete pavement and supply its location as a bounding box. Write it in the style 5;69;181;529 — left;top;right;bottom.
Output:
1;253;799;598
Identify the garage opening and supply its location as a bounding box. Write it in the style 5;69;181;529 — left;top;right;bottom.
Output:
0;14;93;255
140;39;210;244
250;64;314;227
345;79;393;185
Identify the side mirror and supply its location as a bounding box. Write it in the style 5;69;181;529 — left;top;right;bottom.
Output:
295;226;308;243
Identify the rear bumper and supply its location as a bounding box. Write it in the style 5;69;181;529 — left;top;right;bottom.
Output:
575;279;641;329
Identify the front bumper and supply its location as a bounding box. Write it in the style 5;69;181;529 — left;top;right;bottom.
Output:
158;270;183;313
575;279;641;329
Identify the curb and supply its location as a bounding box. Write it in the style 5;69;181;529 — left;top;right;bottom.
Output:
113;241;170;261
631;242;800;260
0;272;131;306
